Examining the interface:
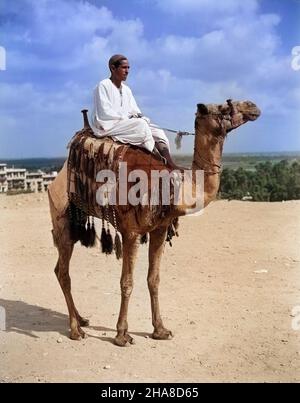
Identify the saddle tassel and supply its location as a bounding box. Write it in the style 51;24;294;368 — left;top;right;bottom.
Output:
112;207;122;259
114;232;122;260
84;216;96;248
100;216;108;253
105;226;114;254
100;210;114;255
140;233;148;244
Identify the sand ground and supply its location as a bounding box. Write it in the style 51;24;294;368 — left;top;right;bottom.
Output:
0;193;299;383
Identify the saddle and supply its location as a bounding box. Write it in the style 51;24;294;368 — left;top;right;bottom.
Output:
66;111;179;256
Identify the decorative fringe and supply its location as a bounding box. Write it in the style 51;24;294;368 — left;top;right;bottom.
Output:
89;217;97;245
100;217;114;255
100;226;107;253
173;217;179;236
87;157;95;179
79;226;88;247
105;227;114;254
166;218;179;247
166;225;175;247
81;216;96;248
68;179;124;258
111;206;123;259
175;132;183;150
114;232;123;259
69;147;77;169
69;202;84;243
175;131;194;150
140;233;148;244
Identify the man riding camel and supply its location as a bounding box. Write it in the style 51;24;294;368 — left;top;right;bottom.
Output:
91;54;182;170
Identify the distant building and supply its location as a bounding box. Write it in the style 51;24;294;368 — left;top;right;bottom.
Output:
7;167;26;192
0;163;57;193
0;163;8;193
42;171;58;191
25;170;44;192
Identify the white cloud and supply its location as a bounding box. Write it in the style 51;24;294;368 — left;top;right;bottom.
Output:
156;0;258;17
0;79;90;151
32;0;115;44
6;1;146;74
0;0;299;157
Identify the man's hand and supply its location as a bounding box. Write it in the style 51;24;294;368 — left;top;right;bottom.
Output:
129;113;143;119
128;113;151;124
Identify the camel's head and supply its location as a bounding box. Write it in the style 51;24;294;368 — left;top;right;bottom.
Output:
195;99;261;139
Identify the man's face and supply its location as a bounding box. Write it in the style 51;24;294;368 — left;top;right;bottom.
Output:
111;59;130;82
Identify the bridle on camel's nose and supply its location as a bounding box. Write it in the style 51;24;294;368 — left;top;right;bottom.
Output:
173;100;240;150
226;99;234;117
211;100;234;137
226;98;240;132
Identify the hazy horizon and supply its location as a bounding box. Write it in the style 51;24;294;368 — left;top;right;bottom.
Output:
1;150;300;162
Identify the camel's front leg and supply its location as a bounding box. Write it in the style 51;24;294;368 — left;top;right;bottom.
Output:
148;226;173;340
115;232;139;347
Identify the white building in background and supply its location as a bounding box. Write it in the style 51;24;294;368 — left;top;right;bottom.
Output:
0;163;8;192
0;163;57;193
6;167;26;191
42;171;58;191
25;170;43;193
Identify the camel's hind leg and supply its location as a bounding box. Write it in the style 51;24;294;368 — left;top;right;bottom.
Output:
53;215;89;340
148;226;173;340
48;163;89;339
49;188;88;341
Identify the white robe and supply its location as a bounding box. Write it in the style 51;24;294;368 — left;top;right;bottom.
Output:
91;78;169;152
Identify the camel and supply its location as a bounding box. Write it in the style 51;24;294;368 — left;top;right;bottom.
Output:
48;99;260;346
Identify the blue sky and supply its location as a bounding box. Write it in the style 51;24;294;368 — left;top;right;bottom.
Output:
0;0;299;158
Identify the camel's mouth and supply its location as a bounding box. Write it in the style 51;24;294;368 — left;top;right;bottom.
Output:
246;111;261;121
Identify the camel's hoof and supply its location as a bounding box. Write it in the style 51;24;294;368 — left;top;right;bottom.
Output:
70;327;87;341
78;317;90;327
152;328;173;340
114;333;135;347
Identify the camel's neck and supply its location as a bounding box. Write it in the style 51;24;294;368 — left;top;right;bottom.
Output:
191;128;224;206
173;124;225;216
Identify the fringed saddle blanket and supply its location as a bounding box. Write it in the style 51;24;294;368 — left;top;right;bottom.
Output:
67;128;129;218
66;128;180;256
67;128;182;218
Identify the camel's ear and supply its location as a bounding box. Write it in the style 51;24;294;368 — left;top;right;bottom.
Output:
197;103;209;115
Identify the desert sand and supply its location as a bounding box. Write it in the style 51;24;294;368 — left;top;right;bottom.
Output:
0;193;299;383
